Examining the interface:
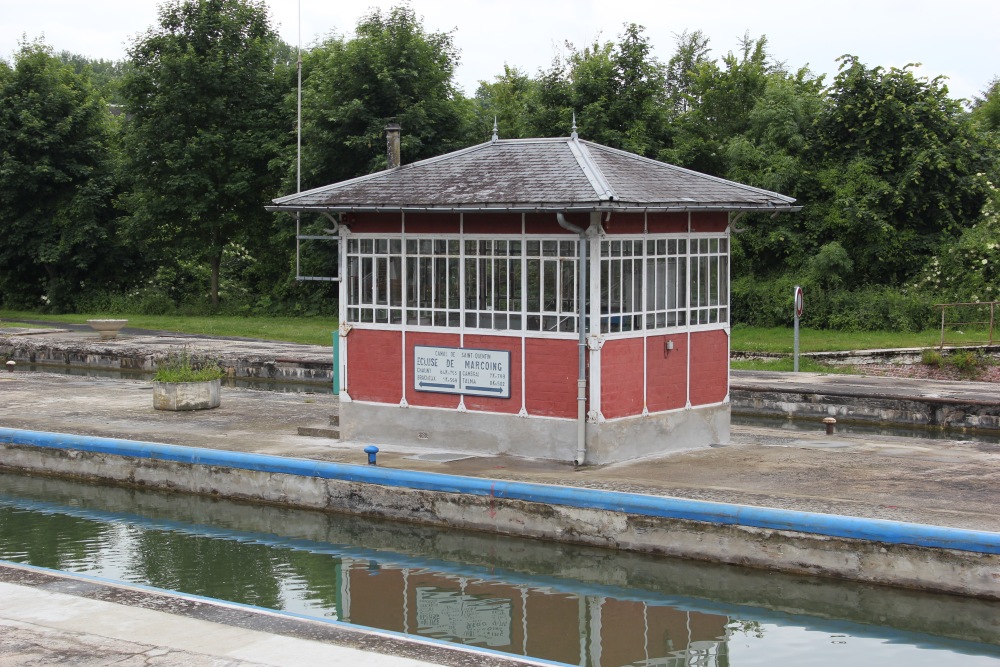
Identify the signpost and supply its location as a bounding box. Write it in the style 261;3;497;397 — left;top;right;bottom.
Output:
414;345;511;398
793;285;804;372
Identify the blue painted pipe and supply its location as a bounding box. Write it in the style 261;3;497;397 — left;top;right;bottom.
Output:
2;427;999;555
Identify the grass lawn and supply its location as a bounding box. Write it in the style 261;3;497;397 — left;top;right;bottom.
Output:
3;310;983;354
0;310;338;347
729;326;985;354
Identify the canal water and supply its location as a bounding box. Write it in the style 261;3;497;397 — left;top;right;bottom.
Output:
0;471;998;666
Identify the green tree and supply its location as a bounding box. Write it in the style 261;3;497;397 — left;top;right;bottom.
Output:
970;77;1000;132
517;24;671;156
664;34;777;176
664;30;711;114
804;56;991;286
298;5;474;188
120;0;287;308
56;51;126;104
0;40;126;310
474;65;537;139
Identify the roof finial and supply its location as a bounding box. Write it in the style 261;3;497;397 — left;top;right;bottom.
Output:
491;116;499;143
570;112;578;140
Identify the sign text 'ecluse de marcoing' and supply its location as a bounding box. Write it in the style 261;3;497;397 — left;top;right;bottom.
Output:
414;346;511;399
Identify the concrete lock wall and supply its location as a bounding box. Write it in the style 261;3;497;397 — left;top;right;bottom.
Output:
730;388;1000;430
0;429;998;600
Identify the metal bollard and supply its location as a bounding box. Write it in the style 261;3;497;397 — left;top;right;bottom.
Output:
823;417;836;435
364;445;379;465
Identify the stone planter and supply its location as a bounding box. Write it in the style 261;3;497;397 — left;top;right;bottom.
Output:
87;319;128;339
153;379;221;411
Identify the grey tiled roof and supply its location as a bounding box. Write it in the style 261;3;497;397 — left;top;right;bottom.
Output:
270;137;796;212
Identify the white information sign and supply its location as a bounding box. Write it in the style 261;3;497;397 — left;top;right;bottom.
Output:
414;345;511;399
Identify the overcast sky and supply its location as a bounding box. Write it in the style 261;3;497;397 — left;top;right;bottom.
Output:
3;0;997;104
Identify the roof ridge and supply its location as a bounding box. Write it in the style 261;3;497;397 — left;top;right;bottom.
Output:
581;140;797;204
567;137;617;202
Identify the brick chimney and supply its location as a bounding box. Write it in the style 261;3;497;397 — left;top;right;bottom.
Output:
385;122;401;169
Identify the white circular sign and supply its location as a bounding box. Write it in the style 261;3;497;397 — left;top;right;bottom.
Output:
794;286;804;318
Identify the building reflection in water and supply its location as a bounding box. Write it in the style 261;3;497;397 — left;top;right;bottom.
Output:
340;558;729;667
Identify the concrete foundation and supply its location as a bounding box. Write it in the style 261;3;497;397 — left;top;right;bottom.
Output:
341;400;729;464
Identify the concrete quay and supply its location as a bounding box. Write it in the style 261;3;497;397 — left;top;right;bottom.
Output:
731;370;1000;431
0;324;334;386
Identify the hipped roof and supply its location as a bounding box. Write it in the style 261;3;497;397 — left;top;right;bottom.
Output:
268;136;798;213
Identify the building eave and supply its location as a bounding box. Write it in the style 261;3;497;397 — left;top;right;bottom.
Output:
266;203;803;214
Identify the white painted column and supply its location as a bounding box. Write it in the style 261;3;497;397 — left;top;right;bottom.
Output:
587;213;604;423
339;224;351;402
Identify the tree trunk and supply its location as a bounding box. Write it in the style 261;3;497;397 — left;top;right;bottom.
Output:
209;252;221;309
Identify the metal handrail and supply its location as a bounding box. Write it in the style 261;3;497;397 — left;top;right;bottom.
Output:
935;301;997;348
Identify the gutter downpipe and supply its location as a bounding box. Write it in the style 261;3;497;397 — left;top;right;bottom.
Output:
557;212;588;466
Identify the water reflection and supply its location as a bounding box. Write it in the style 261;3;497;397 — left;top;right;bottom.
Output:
0;472;997;666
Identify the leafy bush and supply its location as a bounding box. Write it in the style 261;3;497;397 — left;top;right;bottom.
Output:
910;176;1000;303
76;288;177;316
920;349;943;367
153;347;224;383
945;350;990;376
732;278;938;331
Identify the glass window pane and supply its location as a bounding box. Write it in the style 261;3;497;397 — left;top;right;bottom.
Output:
527;260;540;312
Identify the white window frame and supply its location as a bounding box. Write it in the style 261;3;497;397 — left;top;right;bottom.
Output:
689;235;730;327
344;233;579;337
598;233;730;337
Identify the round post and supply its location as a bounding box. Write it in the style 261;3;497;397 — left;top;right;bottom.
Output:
793;286;803;373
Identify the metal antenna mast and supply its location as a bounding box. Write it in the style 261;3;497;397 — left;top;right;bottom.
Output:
296;0;302;194
295;0;302;278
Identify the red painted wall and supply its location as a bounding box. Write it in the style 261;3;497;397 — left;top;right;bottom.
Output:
463;212;522;234
524;338;578;418
689;329;729;405
406;212;460;234
346;329;403;403
690;211;728;233
524;212;581;235
647;212;688;233
645;333;688;413
346;212;402;233
600;338;645;419
603;213;645;234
